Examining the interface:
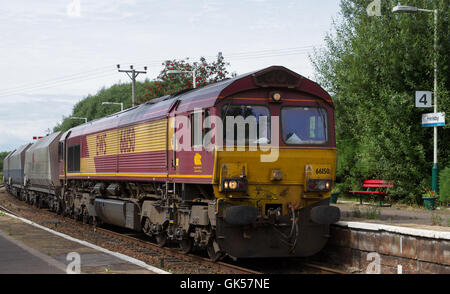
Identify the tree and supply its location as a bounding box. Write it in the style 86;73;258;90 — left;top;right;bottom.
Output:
0;151;10;172
311;0;449;203
139;52;234;103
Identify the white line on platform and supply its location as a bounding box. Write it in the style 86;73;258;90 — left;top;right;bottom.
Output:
0;229;67;273
1;211;170;274
335;221;450;240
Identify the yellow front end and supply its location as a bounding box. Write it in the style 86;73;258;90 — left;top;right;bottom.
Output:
213;147;337;216
211;146;338;258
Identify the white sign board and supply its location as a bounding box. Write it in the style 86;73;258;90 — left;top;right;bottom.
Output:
416;91;432;108
422;112;445;127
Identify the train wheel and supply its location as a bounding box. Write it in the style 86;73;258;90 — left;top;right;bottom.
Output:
142;218;152;237
156;233;167;247
56;201;62;215
179;238;193;254
207;242;223;262
82;208;89;224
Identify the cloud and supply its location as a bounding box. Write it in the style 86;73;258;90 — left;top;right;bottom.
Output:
66;0;82;18
188;0;224;24
0;93;80;151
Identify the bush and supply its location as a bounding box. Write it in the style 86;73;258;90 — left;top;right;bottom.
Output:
440;167;450;203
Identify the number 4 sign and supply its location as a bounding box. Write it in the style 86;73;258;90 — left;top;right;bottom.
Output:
415;91;432;108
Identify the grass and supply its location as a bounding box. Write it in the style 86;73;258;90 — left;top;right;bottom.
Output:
350;204;381;220
364;204;381;219
351;206;362;218
0;173;3;184
431;214;442;226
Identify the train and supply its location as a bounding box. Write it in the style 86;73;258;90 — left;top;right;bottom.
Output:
3;66;340;261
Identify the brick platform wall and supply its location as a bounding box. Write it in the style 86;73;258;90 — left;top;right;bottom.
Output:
313;223;450;274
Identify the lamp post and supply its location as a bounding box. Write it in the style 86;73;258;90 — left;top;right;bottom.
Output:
392;5;439;193
70;117;88;124
102;101;124;112
167;69;197;88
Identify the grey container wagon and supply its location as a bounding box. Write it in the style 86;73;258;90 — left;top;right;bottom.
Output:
2;150;15;184
24;132;63;208
8;143;32;197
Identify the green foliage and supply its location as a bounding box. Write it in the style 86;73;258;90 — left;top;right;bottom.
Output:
431;213;442;226
0;151;10;172
312;0;449;204
351;205;362;218
54;53;234;133
139;52;234;103
364;204;381;220
53;81;154;132
439;167;450;202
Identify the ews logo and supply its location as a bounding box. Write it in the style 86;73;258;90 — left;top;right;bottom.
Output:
120;128;135;153
96;134;107;156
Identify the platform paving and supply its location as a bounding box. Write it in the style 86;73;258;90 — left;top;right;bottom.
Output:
333;201;450;231
0;231;64;274
0;214;161;274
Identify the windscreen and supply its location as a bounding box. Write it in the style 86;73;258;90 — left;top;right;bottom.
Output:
222;105;270;145
281;107;328;145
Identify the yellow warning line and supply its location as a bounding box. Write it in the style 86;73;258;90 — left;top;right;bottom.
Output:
61;173;212;179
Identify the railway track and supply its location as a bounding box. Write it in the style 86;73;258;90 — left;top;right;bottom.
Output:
0;195;259;274
300;262;347;274
92;225;260;274
0;192;345;274
0;203;18;216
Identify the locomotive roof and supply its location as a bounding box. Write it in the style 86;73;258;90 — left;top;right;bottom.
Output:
63;66;332;138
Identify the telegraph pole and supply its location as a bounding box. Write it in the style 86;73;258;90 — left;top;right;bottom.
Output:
117;65;147;107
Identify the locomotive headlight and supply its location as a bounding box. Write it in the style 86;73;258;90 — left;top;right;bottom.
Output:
272;92;281;102
307;179;332;192
222;178;248;192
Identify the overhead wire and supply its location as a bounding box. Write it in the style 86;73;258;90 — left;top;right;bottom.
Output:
0;45;323;97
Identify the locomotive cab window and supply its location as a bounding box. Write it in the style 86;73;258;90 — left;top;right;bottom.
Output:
190;109;212;149
67;144;80;172
58;142;64;161
281;107;328;145
222;105;270;145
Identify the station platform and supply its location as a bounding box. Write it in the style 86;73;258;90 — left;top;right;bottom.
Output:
0;212;167;274
333;201;450;231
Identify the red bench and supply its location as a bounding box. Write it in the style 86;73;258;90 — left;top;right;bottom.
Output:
349;180;393;206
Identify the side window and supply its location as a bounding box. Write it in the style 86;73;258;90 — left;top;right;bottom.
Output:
58;142;64;161
203;109;211;140
67;145;80;172
191;110;203;148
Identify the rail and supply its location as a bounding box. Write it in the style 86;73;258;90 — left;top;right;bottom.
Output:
0;201;260;274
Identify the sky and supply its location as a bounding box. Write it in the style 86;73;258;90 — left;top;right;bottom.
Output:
0;0;341;152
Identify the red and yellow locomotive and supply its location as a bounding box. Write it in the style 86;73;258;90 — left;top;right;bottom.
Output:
8;66;340;260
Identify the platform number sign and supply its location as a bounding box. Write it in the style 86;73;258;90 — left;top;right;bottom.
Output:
415;91;432;108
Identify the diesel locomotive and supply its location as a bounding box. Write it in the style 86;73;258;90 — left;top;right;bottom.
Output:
3;66;340;260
